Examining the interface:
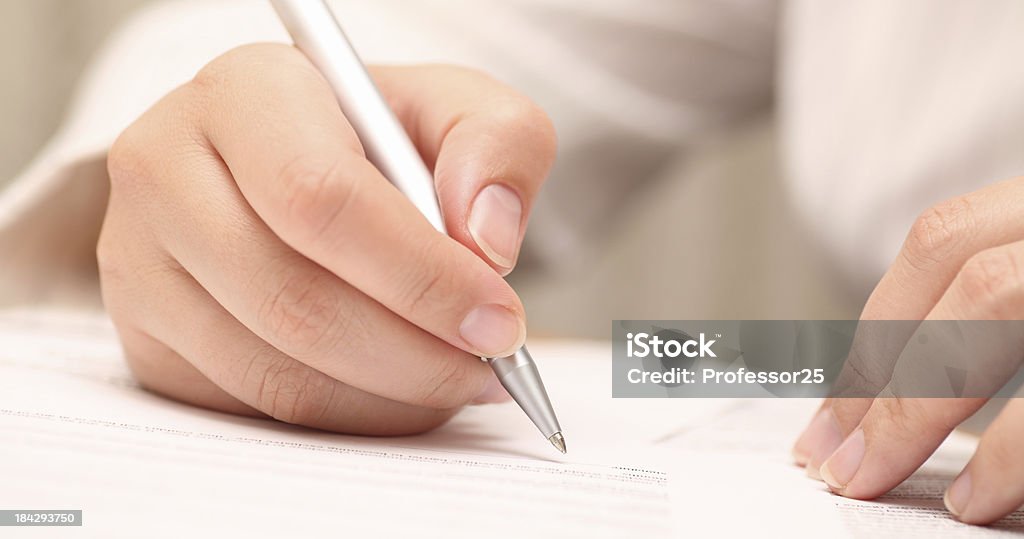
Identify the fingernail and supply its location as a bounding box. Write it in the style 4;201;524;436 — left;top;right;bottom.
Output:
945;470;972;519
468;184;523;274
820;428;865;491
794;409;843;477
459;304;525;357
473;374;512;404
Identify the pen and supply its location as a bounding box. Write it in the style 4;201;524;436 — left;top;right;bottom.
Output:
270;0;565;454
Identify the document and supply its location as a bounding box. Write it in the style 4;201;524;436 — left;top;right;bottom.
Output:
4;309;1022;537
0;309;722;538
665;400;1024;538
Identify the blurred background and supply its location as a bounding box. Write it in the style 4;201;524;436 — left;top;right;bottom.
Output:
0;0;865;337
0;0;148;185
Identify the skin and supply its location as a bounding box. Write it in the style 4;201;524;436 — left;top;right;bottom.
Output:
102;42;1021;525
98;43;556;435
792;178;1024;524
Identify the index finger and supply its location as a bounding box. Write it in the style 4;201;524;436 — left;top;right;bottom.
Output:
802;179;1024;471
821;242;1024;499
373;65;557;275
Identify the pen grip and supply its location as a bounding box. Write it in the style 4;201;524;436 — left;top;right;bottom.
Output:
271;0;447;233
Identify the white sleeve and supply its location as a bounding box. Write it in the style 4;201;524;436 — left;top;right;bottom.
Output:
0;0;777;306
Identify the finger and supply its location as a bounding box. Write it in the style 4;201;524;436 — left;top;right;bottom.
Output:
801;360;902;476
861;177;1024;321
191;43;525;358
834;179;1024;385
116;326;259;417
156;146;501;409
819;241;1024;498
797;324;917;476
808;179;1024;472
106;112;504;410
817;398;985;499
98;198;253;417
791;399;841;471
945;398;1024;524
372;65;557;274
103;255;457;435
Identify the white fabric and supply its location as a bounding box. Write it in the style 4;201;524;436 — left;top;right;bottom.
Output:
1;0;1022;304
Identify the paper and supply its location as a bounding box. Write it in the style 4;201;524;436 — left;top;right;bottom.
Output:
0;309;725;538
665;400;1024;538
6;308;1018;537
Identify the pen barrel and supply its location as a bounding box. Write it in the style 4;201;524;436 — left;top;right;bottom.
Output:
271;0;447;233
488;347;562;438
272;0;564;446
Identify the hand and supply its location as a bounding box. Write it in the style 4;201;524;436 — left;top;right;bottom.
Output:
98;44;556;435
792;177;1024;524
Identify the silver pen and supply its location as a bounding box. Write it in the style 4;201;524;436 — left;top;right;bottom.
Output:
270;0;565;454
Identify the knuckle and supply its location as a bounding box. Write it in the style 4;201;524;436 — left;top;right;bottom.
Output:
956;248;1024;312
278;155;360;241
107;127;152;194
258;271;346;357
490;97;558;157
869;399;920;438
903;197;974;271
190;53;233;96
108;88;207;198
188;44;331;128
96;218;183;302
95;226;146;298
434;64;557;161
95;232;122;285
253;353;335;426
95;226;149;311
190;43;306;98
833;349;890;397
394;237;458;316
417;357;477;409
872;398;962;437
873;397;909;425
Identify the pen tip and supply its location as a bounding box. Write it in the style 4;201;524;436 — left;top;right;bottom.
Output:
548;432;566;454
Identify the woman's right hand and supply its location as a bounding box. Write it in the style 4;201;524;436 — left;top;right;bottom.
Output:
99;43;556;434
